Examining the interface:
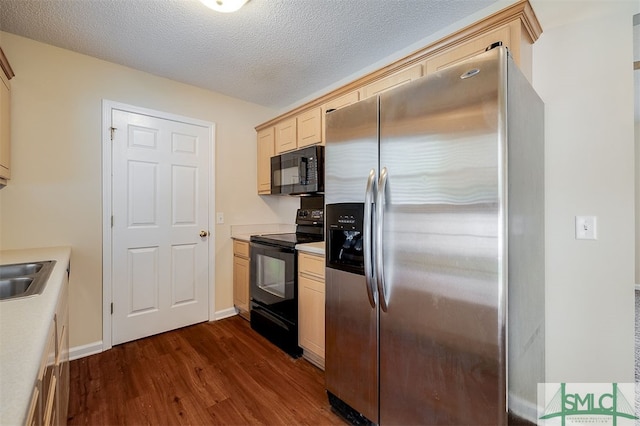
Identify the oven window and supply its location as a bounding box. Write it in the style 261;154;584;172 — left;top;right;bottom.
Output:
256;254;286;298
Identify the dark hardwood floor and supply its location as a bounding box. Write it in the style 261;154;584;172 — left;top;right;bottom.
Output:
68;316;346;425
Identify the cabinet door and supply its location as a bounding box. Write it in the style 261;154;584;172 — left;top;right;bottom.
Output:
299;252;325;280
298;274;325;364
233;240;250;258
297;107;322;148
425;24;513;75
321;91;360;144
55;271;70;426
275;117;297;154
257;127;274;194
233;255;250;317
36;324;56;426
361;63;423;99
0;73;10;180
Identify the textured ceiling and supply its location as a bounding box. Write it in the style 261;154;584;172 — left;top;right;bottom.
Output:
0;0;498;110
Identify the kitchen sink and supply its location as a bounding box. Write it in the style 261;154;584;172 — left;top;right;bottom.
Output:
0;261;56;300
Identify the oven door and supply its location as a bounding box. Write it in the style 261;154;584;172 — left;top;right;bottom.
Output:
250;242;297;322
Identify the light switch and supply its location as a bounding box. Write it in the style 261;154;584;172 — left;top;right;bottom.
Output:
575;216;597;240
216;212;224;224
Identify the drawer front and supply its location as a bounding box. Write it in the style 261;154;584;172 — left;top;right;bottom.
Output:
233;240;250;258
299;252;325;280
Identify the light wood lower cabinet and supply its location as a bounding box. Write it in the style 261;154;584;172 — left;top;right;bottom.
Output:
54;274;69;426
26;267;69;426
233;240;250;320
298;251;325;369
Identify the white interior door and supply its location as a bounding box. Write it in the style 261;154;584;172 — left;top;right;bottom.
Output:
111;108;210;345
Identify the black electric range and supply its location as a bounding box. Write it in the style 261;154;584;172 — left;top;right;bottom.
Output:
248;208;324;357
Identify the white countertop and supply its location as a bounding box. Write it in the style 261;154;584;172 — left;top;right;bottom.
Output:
0;246;72;426
296;241;325;255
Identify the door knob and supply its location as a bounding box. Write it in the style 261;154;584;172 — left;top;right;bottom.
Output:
199;230;209;238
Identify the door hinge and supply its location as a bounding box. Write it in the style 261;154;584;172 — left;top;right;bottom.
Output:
111;303;113;315
110;127;117;141
111;215;114;228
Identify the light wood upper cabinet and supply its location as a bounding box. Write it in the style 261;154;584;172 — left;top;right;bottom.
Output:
0;47;13;183
321;90;360;144
425;19;534;81
256;1;541;190
257;127;274;194
423;1;540;82
425;25;510;74
297;107;322;148
322;90;360;114
298;251;326;369
233;240;250;320
275;108;323;155
275;117;297;154
361;63;423;99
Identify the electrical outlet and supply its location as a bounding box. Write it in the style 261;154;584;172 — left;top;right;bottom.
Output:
575;216;597;240
216;212;224;224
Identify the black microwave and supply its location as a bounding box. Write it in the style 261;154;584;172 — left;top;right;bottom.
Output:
271;145;324;195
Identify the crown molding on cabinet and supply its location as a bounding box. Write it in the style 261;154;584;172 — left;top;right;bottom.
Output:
255;0;541;132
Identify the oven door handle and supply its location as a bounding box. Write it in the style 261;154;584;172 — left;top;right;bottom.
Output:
363;168;377;309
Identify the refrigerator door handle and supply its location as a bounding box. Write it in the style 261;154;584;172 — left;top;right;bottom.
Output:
363;168;377;308
376;167;389;312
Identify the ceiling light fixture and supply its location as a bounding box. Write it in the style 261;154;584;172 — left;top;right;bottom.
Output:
199;0;249;13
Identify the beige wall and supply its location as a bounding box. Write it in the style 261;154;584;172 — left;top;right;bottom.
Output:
0;32;298;348
531;0;638;382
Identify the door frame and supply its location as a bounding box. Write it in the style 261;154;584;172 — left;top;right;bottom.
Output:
101;99;216;351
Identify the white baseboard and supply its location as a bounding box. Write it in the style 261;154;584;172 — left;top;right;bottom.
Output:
69;340;104;361
215;307;238;320
71;310;237;361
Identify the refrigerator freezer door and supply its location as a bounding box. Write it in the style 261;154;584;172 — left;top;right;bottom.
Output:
378;48;505;424
325;95;379;423
324;96;379;206
325;268;378;423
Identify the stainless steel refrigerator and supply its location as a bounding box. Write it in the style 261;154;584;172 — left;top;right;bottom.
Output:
324;46;544;425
